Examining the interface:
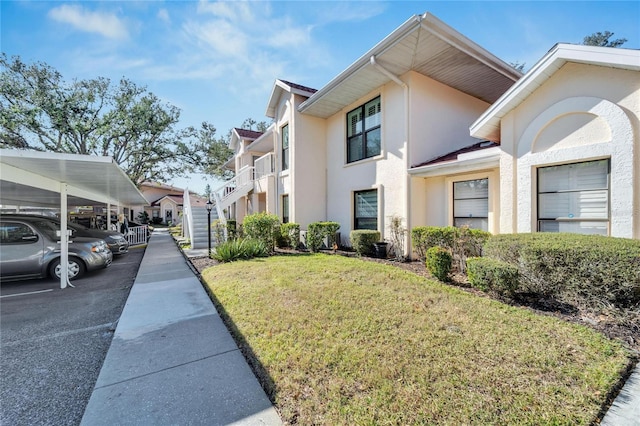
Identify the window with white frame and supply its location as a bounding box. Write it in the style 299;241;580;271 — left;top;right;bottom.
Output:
347;97;381;163
282;124;289;171
453;178;489;231
537;159;609;235
354;189;377;230
282;194;289;224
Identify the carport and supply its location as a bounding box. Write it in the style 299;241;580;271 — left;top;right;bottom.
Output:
0;149;149;288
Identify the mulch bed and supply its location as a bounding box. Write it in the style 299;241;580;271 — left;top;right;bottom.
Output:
188;248;639;355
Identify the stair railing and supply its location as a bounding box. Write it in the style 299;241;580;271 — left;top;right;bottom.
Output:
183;188;194;241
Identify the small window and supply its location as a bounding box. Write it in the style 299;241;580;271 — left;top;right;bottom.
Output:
537;159;609;235
282;124;289;171
282;194;289;224
0;222;38;244
347;97;381;163
354;189;378;230
453;179;489;231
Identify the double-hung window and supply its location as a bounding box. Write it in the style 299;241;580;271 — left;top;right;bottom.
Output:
354;189;378;230
347;96;381;163
537;159;609;235
281;124;289;171
453;179;489;231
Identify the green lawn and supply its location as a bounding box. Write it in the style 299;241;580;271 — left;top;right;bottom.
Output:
202;254;632;425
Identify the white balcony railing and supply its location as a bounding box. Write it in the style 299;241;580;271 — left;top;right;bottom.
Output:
254;152;275;179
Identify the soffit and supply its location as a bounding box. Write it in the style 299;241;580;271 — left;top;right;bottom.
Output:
299;13;521;118
0;149;149;208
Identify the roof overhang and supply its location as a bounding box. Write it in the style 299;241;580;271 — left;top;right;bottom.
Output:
409;146;501;177
298;12;521;119
266;79;317;118
470;44;640;142
245;125;274;153
0;149;148;207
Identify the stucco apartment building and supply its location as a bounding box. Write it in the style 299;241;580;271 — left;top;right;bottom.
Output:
209;12;639;253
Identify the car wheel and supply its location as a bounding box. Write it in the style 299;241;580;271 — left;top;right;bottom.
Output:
49;258;86;280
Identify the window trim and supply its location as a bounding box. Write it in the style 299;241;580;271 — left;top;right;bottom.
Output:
281;124;289;171
536;159;610;235
353;189;378;230
346;96;381;164
452;178;489;231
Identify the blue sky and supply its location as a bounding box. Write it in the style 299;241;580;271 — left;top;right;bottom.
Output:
2;1;639;193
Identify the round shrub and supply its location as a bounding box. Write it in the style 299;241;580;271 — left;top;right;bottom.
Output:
242;212;280;253
425;246;452;282
349;230;380;256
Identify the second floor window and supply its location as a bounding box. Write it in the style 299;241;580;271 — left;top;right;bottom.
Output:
282;124;289;171
347;96;381;163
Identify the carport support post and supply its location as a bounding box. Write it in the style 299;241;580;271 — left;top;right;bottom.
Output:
60;183;69;289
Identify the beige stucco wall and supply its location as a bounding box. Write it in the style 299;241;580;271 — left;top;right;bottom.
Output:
323;71;498;246
406;71;491;167
412;169;500;234
269;91;328;228
499;63;639;238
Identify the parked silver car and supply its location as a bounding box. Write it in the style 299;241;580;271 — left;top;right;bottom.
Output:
0;215;113;281
1;214;129;255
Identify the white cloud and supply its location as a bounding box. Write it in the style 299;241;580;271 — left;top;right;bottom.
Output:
48;4;129;40
184;19;250;58
157;8;170;24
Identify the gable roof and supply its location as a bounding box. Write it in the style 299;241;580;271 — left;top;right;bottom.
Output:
230;127;264;150
234;128;264;139
470;43;640;142
266;79;318;118
298;12;521;119
150;194;183;206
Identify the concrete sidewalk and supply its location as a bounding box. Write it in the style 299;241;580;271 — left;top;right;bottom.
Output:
81;229;282;426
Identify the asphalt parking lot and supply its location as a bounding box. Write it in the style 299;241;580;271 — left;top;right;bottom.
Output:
0;246;145;426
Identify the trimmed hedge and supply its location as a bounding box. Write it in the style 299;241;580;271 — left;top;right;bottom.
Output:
350;230;380;256
243;212;280;253
280;223;301;249
467;257;519;296
412;226;456;260
307;221;340;253
425;246;452;282
483;233;640;310
411;225;491;272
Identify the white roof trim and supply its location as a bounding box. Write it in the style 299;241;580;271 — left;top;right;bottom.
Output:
470;44;640;142
409;148;501;177
266;79;316;118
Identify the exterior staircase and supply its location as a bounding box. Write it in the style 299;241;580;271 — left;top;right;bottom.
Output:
189;205;218;249
183;189;219;250
183;156;274;250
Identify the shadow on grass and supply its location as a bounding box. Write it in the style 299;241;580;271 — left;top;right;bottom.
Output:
199;278;279;403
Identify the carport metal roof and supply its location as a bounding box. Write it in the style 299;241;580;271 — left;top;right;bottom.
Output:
0;149;148;208
0;149;148;290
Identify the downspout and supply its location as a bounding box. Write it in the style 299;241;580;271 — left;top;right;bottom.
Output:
369;55;412;257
